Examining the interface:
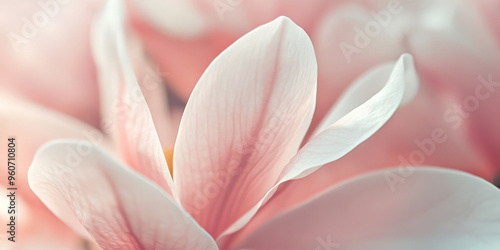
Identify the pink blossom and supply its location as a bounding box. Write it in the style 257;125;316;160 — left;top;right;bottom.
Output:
0;1;105;248
129;0;500;182
27;1;500;249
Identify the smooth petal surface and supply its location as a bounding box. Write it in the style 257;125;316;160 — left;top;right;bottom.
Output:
251;81;495;235
230;168;500;250
174;16;317;238
312;57;418;137
310;2;405;132
407;2;500;172
218;53;414;240
0;95;108;247
29;141;218;250
0;95;106;206
92;0;176;197
282;54;415;180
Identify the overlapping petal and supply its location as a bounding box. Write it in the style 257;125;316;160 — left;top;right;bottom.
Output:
219;53;416;242
230;168;500;250
174;16;317;238
92;0;176;197
28;141;217;250
0;95;106;247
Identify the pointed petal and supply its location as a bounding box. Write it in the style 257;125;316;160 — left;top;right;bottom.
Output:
281;54;416;181
231;168;500;250
218;53;415;240
254;83;495;231
310;3;405;133
312;57;418;137
28;141;218;250
92;0;176;197
174;16;317;238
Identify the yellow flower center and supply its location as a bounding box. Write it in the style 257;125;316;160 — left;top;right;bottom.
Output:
163;148;174;178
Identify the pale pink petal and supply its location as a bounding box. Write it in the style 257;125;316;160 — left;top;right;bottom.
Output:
0;94;107;208
0;0;103;127
264;1;497;219
92;0;176;197
28;141;218;250
229;168;500;250
0;95;106;246
218;53;415;240
312;58;418;137
311;3;407;133
174;16;317;238
281;54;415;180
251;82;495;232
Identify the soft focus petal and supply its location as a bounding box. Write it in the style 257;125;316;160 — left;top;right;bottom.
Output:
281;54;415;180
0;95;107;247
92;0;176;197
311;3;406;132
174;16;317;238
253;81;495;234
29;141;218;250
230;167;500;250
0;95;106;205
312;57;418;137
0;0;103;127
219;54;414;240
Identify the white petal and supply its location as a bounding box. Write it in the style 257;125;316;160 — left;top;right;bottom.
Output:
29;141;217;250
231;167;500;250
92;0;176;197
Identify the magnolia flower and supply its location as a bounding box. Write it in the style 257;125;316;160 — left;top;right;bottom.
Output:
259;0;500;213
0;1;185;248
0;95;101;249
27;1;500;249
127;3;500;243
128;0;500;184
